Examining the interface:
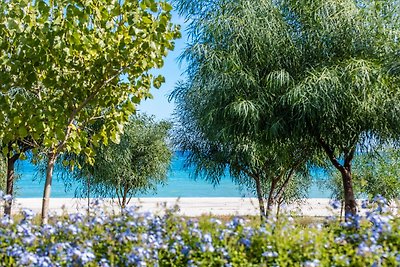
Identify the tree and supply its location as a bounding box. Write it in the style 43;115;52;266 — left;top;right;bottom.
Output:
171;110;313;220
0;0;180;223
172;0;320;219
64;115;173;209
281;0;400;217
174;0;400;218
0;88;38;215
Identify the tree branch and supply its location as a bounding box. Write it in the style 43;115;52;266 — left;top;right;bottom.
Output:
344;146;356;170
317;137;344;172
56;66;128;154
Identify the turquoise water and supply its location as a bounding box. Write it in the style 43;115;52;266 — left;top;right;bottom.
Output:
13;155;331;198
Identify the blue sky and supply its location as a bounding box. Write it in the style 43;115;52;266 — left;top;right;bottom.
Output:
137;13;188;121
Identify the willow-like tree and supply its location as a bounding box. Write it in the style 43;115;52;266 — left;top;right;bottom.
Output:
171;0;318;219
171;77;314;219
0;0;180;223
63;115;173;209
174;0;400;218
281;0;400;217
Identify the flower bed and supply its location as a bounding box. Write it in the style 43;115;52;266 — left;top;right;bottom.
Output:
0;197;399;266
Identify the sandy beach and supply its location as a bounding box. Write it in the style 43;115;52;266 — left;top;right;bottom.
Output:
5;197;348;217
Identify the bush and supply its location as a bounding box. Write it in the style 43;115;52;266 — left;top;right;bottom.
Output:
0;195;399;266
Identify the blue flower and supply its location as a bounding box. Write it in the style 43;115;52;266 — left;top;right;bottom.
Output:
330;200;341;209
22;209;35;221
303;259;320;267
262;251;278;257
3;194;13;202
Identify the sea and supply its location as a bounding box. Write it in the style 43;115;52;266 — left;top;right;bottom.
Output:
13;154;331;198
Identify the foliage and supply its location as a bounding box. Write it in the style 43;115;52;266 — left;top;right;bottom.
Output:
65;115;173;207
173;0;400;216
0;0;180;159
0;0;180;221
171;0;320;217
323;145;400;202
0;195;399;266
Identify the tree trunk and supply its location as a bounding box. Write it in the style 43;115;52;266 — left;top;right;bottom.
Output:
87;175;91;215
121;183;129;210
318;138;357;219
340;168;357;218
254;175;266;221
41;153;57;224
266;179;277;218
4;154;19;216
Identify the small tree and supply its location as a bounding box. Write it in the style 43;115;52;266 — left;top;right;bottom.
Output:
66;116;173;209
0;0;180;223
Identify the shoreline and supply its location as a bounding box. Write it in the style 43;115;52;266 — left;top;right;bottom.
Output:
7;197;344;217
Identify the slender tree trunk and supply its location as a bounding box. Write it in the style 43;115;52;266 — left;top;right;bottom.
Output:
121;183;128;209
340;200;344;221
276;198;283;219
254;175;266;221
266;179;277;218
318;138;357;219
87;175;91;215
340;168;357;218
41;152;57;224
4;154;19;216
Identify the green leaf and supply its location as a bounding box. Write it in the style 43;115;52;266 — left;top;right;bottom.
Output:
7;19;20;31
18;126;28;137
110;131;121;144
142;16;152;24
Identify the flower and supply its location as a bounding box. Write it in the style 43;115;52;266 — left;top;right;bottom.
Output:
330;199;341;209
22;209;35;221
3;194;13;202
303;259;320;267
262;251;278;258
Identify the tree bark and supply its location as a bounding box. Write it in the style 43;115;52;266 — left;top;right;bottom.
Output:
122;183;129;209
318;138;357;218
254;174;266;221
4;154;19;216
87;175;91;215
340;168;357;218
41;152;57;224
266;178;277;218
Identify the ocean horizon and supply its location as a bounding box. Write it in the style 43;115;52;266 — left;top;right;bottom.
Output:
12;154;332;198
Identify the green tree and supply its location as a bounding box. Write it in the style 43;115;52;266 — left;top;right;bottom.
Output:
172;0;320;219
281;0;400;217
174;0;400;218
65;115;173;209
171;112;312;219
0;0;180;223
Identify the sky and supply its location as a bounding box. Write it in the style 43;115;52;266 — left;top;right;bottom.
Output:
137;12;188;121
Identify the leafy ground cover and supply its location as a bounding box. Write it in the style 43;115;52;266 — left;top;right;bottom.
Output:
0;195;399;266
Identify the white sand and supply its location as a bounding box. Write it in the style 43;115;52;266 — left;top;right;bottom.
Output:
6;197;346;217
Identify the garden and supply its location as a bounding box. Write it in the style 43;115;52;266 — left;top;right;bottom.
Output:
0;193;399;266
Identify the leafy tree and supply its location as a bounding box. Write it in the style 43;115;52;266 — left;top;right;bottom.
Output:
281;0;400;217
172;0;321;219
0;0;180;222
171;111;313;219
174;0;400;218
64;115;173;209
